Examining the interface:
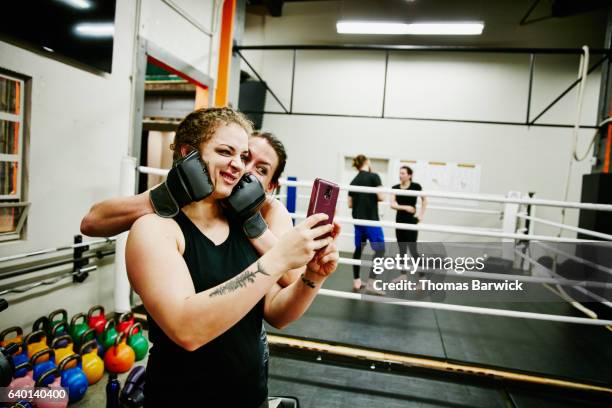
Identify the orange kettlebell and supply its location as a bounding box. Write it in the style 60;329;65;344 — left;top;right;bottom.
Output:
104;331;135;374
25;330;48;360
0;326;23;348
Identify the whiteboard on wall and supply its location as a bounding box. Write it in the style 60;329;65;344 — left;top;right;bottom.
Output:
399;160;481;206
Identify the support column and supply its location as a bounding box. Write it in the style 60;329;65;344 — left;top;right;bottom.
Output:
215;0;237;107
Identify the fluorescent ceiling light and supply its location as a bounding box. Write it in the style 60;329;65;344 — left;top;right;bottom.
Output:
55;0;93;10
406;22;484;35
337;21;408;35
337;20;484;35
73;23;114;38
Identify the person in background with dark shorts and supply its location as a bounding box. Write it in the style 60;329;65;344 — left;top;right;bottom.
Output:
348;154;386;295
390;165;428;280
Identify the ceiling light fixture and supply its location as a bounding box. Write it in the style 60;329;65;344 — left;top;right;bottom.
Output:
73;23;114;38
55;0;93;10
337;20;484;35
406;22;484;35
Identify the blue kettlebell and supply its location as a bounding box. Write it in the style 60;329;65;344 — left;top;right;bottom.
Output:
11;343;29;378
58;354;88;402
31;348;57;386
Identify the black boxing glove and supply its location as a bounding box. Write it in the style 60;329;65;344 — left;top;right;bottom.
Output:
224;173;268;239
150;150;213;218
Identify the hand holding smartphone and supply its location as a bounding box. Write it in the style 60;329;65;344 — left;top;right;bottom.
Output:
306;178;339;239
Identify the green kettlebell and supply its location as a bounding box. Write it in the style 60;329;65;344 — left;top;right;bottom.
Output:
100;320;118;351
48;309;68;334
69;313;89;346
126;323;148;361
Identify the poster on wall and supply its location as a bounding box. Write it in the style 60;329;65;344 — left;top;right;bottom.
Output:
400;160;481;207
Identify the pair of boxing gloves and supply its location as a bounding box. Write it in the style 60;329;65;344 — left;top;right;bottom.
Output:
149;150;268;239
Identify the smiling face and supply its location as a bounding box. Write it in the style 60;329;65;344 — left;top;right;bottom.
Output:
246;136;280;193
196;122;250;198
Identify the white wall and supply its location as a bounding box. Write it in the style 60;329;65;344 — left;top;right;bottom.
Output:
0;1;140;328
242;2;605;251
140;0;219;77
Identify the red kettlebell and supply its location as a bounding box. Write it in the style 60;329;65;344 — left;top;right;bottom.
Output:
116;312;138;336
87;305;107;335
104;332;135;374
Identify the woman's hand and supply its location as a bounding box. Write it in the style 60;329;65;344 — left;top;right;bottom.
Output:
272;214;334;271
307;222;341;278
404;205;416;214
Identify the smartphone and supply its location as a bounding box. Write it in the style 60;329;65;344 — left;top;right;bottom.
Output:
306;178;339;239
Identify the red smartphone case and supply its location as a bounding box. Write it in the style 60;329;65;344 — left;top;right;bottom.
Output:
307;178;339;238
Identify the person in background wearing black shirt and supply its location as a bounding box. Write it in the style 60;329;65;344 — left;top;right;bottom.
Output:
348;155;386;294
390;165;428;280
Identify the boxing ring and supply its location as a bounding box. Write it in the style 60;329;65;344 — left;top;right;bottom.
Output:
124;161;612;406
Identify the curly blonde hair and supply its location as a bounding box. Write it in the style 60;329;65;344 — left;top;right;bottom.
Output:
171;107;254;161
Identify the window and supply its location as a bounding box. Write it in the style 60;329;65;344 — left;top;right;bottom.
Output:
0;72;29;242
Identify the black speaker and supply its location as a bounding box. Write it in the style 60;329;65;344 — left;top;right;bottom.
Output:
238;80;267;130
578;173;612;239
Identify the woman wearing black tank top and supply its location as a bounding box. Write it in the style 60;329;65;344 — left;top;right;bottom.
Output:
390;165;428;280
126;108;340;407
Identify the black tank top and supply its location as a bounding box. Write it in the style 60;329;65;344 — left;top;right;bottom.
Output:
145;210;266;407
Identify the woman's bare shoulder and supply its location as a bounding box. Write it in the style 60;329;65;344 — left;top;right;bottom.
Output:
130;214;185;252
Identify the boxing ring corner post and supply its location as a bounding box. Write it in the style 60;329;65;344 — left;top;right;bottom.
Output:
113;156;138;314
502;190;522;260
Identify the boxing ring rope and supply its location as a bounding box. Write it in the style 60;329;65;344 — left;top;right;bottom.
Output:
337;256;612;290
534;241;612;276
290;212;594;243
516;212;612;241
513;249;612;309
316;288;612;327
119;162;612;328
279;178;612;211
289;194;504;216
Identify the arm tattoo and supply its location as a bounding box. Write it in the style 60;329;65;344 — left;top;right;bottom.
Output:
301;273;316;289
209;261;270;297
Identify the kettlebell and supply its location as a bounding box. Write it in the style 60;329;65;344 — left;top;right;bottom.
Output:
10;343;29;378
8;362;34;388
58;354;88;402
31;348;57;386
51;335;75;368
80;340;104;385
87;305;107;335
127;323;148;361
80;327;104;357
0;343;18;386
48;309;68;335
32;316;50;335
49;321;69;348
117;312;137;335
104;332;135;373
100;320;119;351
69;313;89;346
34;368;68;408
24;330;48;360
0;326;23;348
